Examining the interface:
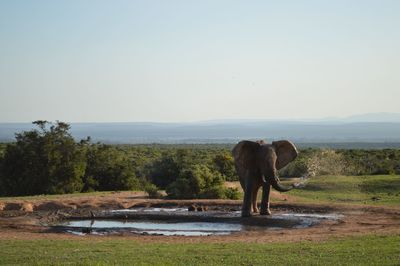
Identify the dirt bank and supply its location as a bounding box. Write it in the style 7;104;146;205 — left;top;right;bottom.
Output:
0;192;399;243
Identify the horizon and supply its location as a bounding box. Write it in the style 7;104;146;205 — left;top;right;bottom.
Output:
1;111;400;124
2;112;400;145
1;1;400;122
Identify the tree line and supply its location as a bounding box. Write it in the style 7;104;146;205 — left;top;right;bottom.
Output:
0;121;399;197
0;121;238;198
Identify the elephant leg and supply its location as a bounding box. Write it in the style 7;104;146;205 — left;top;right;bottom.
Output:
241;178;253;217
260;182;271;215
252;186;259;213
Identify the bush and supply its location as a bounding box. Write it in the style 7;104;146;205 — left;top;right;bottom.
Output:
166;164;225;199
224;187;240;200
144;183;162;198
279;157;309;177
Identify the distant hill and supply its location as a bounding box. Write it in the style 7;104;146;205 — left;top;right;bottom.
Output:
1;113;400;146
198;112;400;124
328;113;400;123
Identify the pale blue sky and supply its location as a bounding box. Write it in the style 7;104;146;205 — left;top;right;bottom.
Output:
0;0;399;122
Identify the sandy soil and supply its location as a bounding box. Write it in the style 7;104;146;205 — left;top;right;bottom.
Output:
0;192;399;243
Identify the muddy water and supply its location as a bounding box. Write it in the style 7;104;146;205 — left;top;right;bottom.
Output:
60;220;241;236
107;208;188;213
56;208;342;236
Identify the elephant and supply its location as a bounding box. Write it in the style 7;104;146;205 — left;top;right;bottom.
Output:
232;140;298;217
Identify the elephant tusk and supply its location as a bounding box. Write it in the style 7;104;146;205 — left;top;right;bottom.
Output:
261;175;267;183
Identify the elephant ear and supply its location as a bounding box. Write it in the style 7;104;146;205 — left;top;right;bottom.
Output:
272;140;298;170
232;140;261;170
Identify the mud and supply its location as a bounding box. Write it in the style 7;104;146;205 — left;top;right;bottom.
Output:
0;191;399;243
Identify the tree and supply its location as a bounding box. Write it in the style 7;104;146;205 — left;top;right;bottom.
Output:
83;144;140;191
0;121;86;196
213;152;238;181
149;153;180;189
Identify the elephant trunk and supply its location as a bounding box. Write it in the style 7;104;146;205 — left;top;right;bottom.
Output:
270;176;294;192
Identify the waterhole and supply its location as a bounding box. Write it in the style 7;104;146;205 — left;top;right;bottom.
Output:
61;220;240;236
54;208;342;236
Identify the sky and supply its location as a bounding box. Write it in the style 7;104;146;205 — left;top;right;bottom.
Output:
0;0;399;123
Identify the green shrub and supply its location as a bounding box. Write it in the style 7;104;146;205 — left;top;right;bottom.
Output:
224;187;240;200
166;164;225;199
144;183;162;198
279;158;308;177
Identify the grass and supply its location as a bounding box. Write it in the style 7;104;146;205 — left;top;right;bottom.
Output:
0;235;399;265
0;191;110;202
0;191;140;202
2;175;398;206
285;175;400;205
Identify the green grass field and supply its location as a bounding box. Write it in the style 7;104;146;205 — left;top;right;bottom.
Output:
285;175;400;205
0;235;399;265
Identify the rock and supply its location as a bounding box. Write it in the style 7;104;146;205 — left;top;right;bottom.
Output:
4;203;22;211
188;205;196;211
196;206;208;211
81;228;92;234
371;196;381;201
21;203;33;212
34;201;72;211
